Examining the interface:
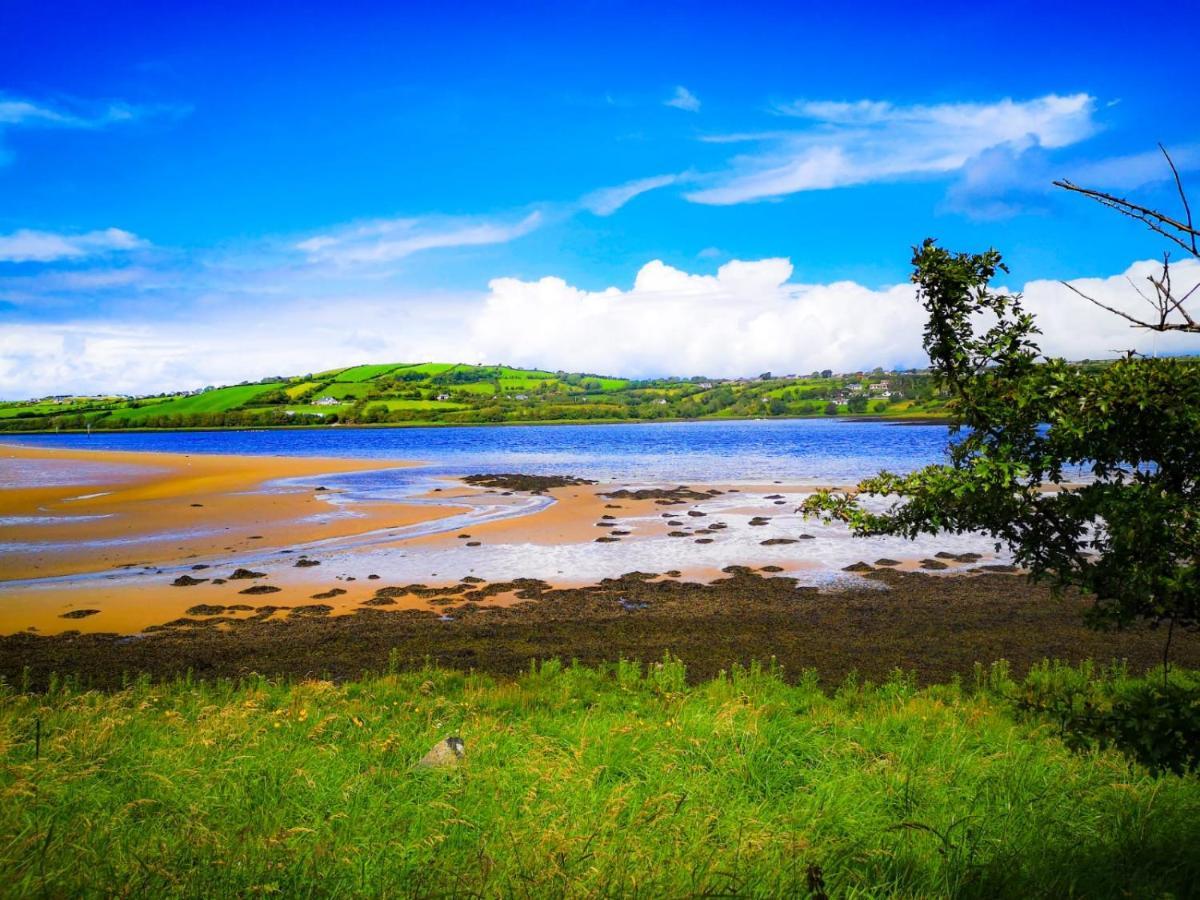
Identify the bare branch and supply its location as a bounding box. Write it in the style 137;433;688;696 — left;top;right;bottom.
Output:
1060;280;1165;329
1056;147;1200;334
1053;180;1200;259
1160;143;1197;254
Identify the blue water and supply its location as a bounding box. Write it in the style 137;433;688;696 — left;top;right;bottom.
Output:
1;419;951;484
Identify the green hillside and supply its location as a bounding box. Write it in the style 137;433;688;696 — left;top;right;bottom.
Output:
0;362;952;432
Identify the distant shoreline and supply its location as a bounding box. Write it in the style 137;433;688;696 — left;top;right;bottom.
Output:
0;411;955;437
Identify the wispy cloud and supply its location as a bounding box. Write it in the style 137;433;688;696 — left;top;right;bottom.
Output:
0;93;188;166
664;85;701;112
0;228;148;263
582;174;682;216
943;142;1200;220
295;211;544;265
686;93;1098;205
0;97;135;128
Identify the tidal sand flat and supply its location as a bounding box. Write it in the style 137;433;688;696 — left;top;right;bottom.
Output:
3;433;1195;690
1;433;1009;636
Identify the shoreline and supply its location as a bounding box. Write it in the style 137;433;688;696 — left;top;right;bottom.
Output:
0;410;955;437
5;568;1198;690
2;442;1013;636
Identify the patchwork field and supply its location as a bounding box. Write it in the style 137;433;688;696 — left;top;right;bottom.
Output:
0;362;949;430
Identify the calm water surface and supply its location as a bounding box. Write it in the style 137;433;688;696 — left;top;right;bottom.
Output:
1;419;951;484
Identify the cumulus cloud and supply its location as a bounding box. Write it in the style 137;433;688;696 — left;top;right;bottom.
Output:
581;174;682;215
665;86;701;112
3;256;1197;399
686;93;1098;205
457;256;1200;377
295;211;544;265
0;228;147;263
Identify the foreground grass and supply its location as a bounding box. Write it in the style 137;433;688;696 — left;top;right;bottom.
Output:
2;659;1198;897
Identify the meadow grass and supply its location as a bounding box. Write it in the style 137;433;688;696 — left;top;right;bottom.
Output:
336;365;406;383
2;658;1197;897
104;383;285;421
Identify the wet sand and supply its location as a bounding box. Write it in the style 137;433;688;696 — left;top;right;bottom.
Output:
4;445;1189;688
2;445;1010;636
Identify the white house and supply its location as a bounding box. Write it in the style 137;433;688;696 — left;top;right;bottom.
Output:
313;396;340;407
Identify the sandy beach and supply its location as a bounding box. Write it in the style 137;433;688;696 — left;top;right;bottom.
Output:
2;443;1006;635
2;442;1197;691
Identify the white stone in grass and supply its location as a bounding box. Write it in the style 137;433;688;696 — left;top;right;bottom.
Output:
418;736;465;767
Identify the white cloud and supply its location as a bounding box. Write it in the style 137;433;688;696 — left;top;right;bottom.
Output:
0;94;184;167
665;86;701;112
582;174;681;215
0;228;147;263
295;211;543;265
0;97;135;128
457;256;1200;377
3;256;1197;400
687;93;1098;204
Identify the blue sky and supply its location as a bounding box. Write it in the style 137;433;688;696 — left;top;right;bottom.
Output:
1;1;1198;397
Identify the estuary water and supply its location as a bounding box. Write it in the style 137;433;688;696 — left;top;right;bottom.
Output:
0;418;952;485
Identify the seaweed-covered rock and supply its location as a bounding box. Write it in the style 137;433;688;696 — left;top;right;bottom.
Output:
59;609;100;619
462;473;595;492
171;575;208;587
288;604;333;617
603;486;711;502
229;568;266;580
311;588;347;600
239;585;282;595
843;562;874;573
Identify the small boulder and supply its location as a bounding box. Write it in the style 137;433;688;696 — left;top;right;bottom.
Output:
418;736;465;768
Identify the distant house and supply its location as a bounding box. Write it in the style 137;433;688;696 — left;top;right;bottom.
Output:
697;382;713;390
313;396;340;407
435;393;452;401
512;394;528;401
868;380;891;393
655;398;668;405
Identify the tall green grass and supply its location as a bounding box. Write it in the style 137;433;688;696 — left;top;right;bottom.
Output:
2;659;1197;897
